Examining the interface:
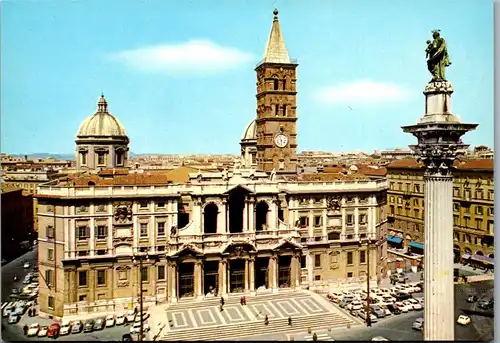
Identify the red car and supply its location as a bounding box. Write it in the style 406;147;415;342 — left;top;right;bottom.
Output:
47;322;60;338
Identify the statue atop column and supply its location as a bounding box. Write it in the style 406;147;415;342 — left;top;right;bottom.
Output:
426;30;451;82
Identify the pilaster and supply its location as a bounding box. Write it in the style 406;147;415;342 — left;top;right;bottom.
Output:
244;259;249;293
249;257;255;294
107;204;113;254
248;200;255;232
243;201;248;232
150;213;156;254
306;253;313;284
218;200;227;234
341;205;346;240
89;205;95;256
194;260;203;299
219;259;227;296
168;261;177;303
354;206;359;239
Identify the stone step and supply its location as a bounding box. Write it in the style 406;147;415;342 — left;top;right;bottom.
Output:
167;290;309;311
161;313;354;341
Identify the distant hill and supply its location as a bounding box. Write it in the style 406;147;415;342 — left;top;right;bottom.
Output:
9;153;75;160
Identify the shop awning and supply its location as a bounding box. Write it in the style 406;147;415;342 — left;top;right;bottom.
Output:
462;254;471;259
471;254;494;265
408;241;424;250
387;235;403;244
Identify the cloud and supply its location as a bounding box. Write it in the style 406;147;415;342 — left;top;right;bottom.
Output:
315;80;412;106
108;40;254;76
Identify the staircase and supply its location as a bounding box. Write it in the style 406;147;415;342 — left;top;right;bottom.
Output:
160;312;354;341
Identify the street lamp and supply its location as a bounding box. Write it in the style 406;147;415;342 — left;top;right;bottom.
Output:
133;252;149;342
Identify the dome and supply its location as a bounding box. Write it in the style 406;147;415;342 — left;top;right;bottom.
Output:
77;95;127;138
241;120;257;141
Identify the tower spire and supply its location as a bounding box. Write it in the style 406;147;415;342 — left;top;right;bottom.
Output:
97;93;108;113
262;8;291;64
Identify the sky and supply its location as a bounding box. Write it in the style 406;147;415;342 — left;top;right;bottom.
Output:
1;0;494;155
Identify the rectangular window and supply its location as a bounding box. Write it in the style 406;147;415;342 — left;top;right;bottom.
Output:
300;256;306;269
97;249;106;255
141;267;148;282
390;196;394;203
413;199;419;206
314;255;321;267
397;197;402;204
139;201;148;208
389;182;395;190
157;200;166;208
487;220;494;233
45;270;54;286
397;182;402;190
488;190;494;201
78;271;87;287
414;184;420;193
453;203;459;212
489;207;494;216
360;251;366;264
97;270;106;286
453;187;460;197
157;245;165;252
347;214;354;225
314;275;321;281
299;216;308;227
47;248;54;261
475;206;483;215
347;252;353;265
97;153;105;165
465;217;470;227
389;205;395;215
359;214;366;224
414;209;420;218
78;250;88;257
475;219;483;230
157;266;166;280
80;152;87;166
116;152;124;166
46;226;55;239
140;223;148;237
77;226;89;240
464;206;470;214
314;216;322;227
465;189;471;200
48;296;55;309
96;225;107;239
157;222;165;237
453;215;459;225
476;190;483;199
347;272;353;278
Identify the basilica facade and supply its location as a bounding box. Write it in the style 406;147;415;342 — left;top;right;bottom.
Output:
35;10;388;319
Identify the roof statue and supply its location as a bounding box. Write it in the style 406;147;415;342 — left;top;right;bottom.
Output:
426;29;451;82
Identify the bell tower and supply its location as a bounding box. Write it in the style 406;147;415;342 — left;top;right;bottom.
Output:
255;9;298;175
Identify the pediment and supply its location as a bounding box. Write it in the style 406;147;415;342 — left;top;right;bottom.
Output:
170;243;203;257
224;184;253;194
273;239;302;251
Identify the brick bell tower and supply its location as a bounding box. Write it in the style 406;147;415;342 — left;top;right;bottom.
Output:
255;8;298;175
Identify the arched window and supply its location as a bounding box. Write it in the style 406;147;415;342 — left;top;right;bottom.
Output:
203;203;218;234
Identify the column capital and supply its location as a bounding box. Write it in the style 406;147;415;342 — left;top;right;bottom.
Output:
411;144;463;177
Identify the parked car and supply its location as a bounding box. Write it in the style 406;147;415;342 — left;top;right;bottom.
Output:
371;337;389;341
8;313;20;324
27;323;40;337
402;300;415;311
328;292;343;303
478;298;493;310
122;333;134;341
10;288;21;298
408;299;423;310
116;313;126;325
347;301;363;311
412;317;424;331
71;321;83;334
395;292;412;301
126;310;136;323
394;302;409;313
371;306;386;318
106;314;116;327
339;300;349;308
38;325;49;337
457;315;471;326
3;304;15;318
83;319;95;333
467;295;479;303
386;303;401;315
47;323;61;338
130;322;150;334
23;262;31;269
93;318;106;331
60;320;72;335
379;304;392;316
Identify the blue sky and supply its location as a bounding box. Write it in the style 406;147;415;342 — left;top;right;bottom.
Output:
1;0;494;155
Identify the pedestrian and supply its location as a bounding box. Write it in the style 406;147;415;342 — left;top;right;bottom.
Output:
220;304;224;312
134;306;138;315
240;296;244;305
264;315;269;326
243;296;247;305
23;324;28;335
312;333;318;341
221;296;225;306
288;316;292;326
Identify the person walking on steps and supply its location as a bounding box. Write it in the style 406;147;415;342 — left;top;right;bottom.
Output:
288;316;292;326
264;315;269;326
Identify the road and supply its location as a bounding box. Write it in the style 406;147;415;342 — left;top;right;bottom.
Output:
1;246;38;303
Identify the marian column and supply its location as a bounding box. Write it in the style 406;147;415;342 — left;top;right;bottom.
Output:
402;30;477;342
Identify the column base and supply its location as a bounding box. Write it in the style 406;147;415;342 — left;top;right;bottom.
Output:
170;297;178;304
272;288;279;293
249;290;256;296
196;295;204;300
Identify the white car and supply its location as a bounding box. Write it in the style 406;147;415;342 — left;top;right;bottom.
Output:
417;297;424;307
379;304;392;316
347;301;363;311
8;313;19;324
126;310;136;322
379;288;391;295
371;337;389;341
116;313;126;325
130;321;150;334
394;302;409;313
105;314;115;327
23;262;31;269
135;312;150;322
408;299;422;310
60;320;72;335
381;295;396;304
402;300;414;310
27;323;40;337
457;315;471;326
38;325;49;337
